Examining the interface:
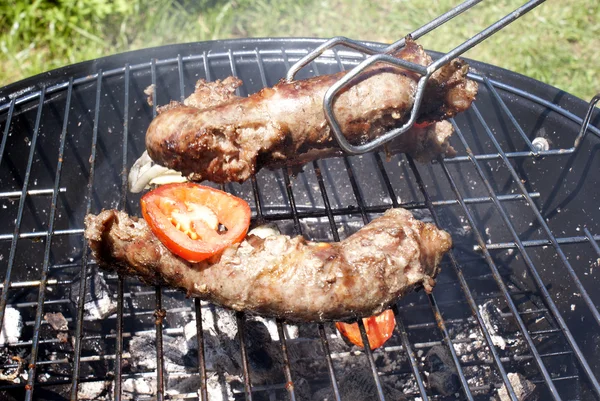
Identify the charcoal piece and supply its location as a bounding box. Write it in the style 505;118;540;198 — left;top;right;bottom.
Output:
70;271;117;320
425;345;460;396
479;300;520;350
497;372;536;401
44;312;68;331
312;367;407;401
239;320;275;371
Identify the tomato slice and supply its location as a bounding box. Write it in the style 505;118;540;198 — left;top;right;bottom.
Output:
140;183;251;262
335;309;396;350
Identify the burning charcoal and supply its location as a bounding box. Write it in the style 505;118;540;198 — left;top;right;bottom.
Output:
497;373;536;401
312;367;407;400
77;380;110;400
70;271;117;320
44;312;68;331
0;307;22;346
424;345;460;396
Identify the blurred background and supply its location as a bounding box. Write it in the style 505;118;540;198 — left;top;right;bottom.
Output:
0;0;597;100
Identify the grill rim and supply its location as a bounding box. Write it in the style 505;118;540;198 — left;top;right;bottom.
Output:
0;37;598;401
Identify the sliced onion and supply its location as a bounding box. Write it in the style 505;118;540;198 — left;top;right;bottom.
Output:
128;151;187;193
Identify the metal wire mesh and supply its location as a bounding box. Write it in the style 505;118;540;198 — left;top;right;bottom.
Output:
0;40;599;401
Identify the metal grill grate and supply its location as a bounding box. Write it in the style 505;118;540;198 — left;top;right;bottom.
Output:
0;39;599;401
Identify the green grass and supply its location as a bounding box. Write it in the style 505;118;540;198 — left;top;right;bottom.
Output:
1;0;598;100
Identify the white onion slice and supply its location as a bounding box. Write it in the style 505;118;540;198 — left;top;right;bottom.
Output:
128;151;187;193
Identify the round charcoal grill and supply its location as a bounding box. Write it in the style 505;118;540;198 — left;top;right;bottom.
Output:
0;36;599;401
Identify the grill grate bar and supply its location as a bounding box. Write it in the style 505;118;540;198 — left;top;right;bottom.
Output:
0;191;542;243
0;374;584;398
276;320;297;401
228;49;255;401
0;187;66;199
0;87;45;336
475;234;600;251
179;52;209;401
113;62;132;401
0;228;83;241
328;51;388;401
482;74;537;153
252;44;300;401
372;152;429;400
462;104;600;396
0;97;15;168
445;148;573;162
195;299;209;401
236;312;254;401
311;159;344;400
405;154;522;401
317;325;342;401
280;49;341;401
150;58;167;401
24;79;72;401
584;227;600;257
391;305;430;400
70;72;103;400
6;289;558;340
481;77;600;326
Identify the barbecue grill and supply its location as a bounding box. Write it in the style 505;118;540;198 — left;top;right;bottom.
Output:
1;1;599;400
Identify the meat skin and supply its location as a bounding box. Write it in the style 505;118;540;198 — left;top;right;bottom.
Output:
145;40;477;184
85;208;452;322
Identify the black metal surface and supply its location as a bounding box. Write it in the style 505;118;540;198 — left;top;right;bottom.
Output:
0;37;599;401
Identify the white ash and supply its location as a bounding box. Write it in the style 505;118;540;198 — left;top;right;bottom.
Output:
77;380;110;400
122;377;156;397
451;328;495;393
0;307;22;345
200;306;239;340
496;372;536;401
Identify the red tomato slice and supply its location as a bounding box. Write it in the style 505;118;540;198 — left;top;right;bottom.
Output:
335;309;396;350
140;183;251;262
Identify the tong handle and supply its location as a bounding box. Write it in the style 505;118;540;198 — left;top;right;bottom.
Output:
286;0;546;155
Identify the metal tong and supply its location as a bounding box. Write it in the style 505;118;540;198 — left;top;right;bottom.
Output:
285;0;546;155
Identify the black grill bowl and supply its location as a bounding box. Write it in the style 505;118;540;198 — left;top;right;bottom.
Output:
0;38;599;401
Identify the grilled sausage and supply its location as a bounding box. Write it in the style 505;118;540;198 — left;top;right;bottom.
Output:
84;208;452;322
145;39;477;184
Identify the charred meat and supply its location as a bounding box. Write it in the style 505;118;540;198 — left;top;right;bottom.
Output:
145;39;477;184
85;208;452;322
